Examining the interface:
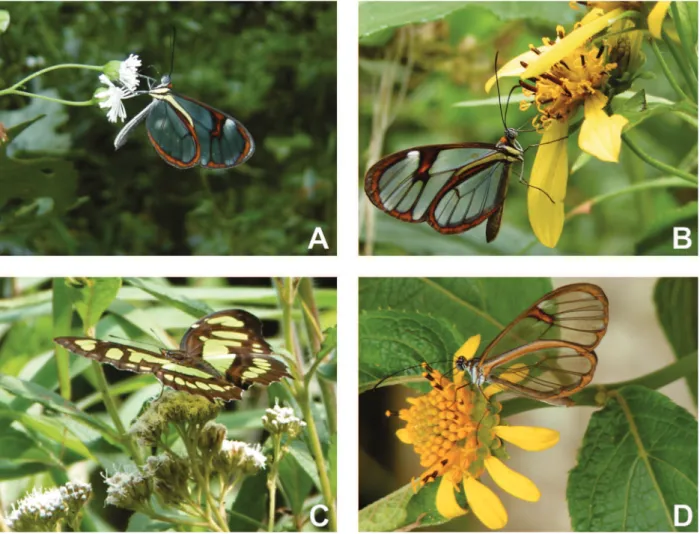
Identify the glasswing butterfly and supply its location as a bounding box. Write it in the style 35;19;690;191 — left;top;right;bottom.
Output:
114;74;255;169
377;283;609;406
364;55;548;243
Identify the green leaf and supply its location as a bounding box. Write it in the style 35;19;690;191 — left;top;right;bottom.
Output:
126;513;171;532
63;278;122;331
359;310;463;393
359;2;470;38
287;441;322;490
567;386;698;531
279;452;314;515
216;409;266;431
228;471;267;531
635;202;698;255
123;278;212;317
359;277;552;337
359;481;457;531
0;10;9;32
654;278;698;400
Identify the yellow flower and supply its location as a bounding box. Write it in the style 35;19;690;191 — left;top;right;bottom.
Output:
648;2;671;39
488;18;631;248
391;335;560;530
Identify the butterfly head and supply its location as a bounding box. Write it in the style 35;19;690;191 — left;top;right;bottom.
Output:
455;355;484;387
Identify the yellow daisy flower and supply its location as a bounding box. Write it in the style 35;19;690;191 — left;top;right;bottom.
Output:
487;16;631;248
390;335;559;530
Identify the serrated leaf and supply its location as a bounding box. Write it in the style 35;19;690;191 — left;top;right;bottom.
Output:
359;310;463;393
567;386;698;531
654;278;698;400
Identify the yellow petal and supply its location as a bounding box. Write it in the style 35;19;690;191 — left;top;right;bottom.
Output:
497;363;529;384
580;7;605;25
436;476;467;519
484;46;549;93
484;456;541;502
648;1;671;39
396;428;414;444
527;121;568;248
454;334;481;362
463;475;508;530
580;94;629;163
522;7;625;78
494;425;560;451
483;384;502;397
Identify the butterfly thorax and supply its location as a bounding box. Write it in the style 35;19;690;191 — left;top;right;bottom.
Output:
160;348;222;376
496;128;524;162
455;355;485;387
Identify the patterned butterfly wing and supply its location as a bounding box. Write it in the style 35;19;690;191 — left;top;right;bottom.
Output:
54;337;170;374
364;143;520;241
475;283;609;404
54;337;243;401
179;309;291;391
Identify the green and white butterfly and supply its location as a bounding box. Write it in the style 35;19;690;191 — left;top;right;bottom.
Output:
54;309;291;401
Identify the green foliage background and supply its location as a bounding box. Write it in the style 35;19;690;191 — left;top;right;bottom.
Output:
359;1;698;256
0;2;337;255
0;277;337;531
358;277;698;531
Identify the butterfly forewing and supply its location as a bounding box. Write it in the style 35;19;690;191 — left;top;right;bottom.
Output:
477;283;608;403
54;338;169;374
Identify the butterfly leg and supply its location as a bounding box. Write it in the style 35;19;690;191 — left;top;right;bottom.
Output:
516;162;555;204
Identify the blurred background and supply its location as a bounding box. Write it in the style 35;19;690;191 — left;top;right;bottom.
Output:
359;2;697;255
358;277;698;531
0;1;337;255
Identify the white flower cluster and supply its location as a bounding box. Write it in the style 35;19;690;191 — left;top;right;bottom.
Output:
221;439;267;471
96;54;142;123
7;481;91;530
262;400;307;438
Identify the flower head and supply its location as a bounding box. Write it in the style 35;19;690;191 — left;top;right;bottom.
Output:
391;335;559;530
118;54;142;92
7;481;92;531
215;440;267;475
262;400;307;439
488;14;632;248
95;74;129;123
103;470;151;510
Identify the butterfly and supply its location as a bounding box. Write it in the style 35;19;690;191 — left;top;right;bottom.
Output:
363;55;552;243
54;309;290;402
378;283;608;406
114;74;255;169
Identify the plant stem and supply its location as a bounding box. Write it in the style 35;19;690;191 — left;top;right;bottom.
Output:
1;64;103;93
274;279;337;531
648;36;689;101
622;133;698;183
266;435;282;531
6;90;95;106
501;351;698;418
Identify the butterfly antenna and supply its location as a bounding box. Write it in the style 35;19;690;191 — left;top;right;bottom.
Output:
169;26;177;77
372;359;453;391
503;84;519;127
494;51;508;131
